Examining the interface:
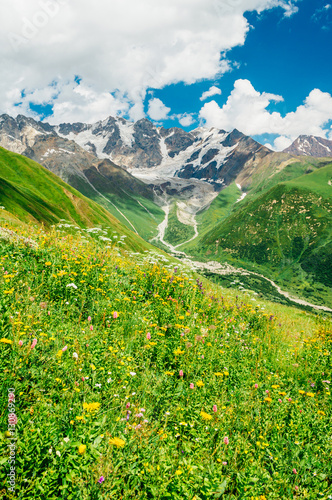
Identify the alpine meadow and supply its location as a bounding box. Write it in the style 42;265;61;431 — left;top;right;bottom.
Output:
1;0;332;499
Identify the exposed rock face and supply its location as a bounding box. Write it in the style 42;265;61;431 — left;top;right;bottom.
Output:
0;113;272;190
284;135;332;157
175;128;271;186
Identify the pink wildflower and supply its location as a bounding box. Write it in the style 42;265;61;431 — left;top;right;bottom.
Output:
254;384;258;389
222;461;227;465
179;370;184;378
90;325;93;331
62;345;68;352
126;403;130;409
292;468;297;474
146;332;151;340
88;316;92;322
190;383;194;389
31;338;37;349
213;405;217;413
18;340;23;347
113;311;118;319
223;436;229;445
278;398;282;403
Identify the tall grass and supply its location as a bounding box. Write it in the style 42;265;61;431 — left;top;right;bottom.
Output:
0;222;331;499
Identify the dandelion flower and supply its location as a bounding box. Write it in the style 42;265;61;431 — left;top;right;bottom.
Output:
200;411;212;421
109;437;125;448
78;445;86;455
0;338;13;344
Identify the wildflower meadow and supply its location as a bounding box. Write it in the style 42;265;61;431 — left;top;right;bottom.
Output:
0;223;331;499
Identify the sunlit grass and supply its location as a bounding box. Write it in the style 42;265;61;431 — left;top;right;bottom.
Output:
0;222;331;499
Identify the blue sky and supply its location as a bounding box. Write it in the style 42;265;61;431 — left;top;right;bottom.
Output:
1;0;332;150
151;0;332;148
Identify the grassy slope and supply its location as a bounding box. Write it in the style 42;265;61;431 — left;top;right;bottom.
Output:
0;147;155;253
183;183;241;251
67;163;165;241
164;202;195;246
191;165;332;307
0;224;331;499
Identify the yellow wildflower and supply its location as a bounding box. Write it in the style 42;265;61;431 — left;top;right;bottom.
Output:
83;402;101;413
78;445;86;455
109;437;125;448
200;411;212;421
0;338;12;344
196;381;204;387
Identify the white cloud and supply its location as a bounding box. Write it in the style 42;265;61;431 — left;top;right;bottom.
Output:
200;86;222;101
273;135;293;151
147;98;171;121
199;79;332;145
177;113;196;127
0;0;302;123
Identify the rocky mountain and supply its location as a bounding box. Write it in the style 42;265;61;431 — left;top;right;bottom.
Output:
0;114;273;187
0;114;164;240
283;135;332;157
54;116;272;187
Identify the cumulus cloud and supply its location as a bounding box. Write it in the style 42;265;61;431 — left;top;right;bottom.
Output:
177;113;196;127
147;98;171;121
199;79;332;149
273;135;293;151
200;86;222;101
0;0;301;123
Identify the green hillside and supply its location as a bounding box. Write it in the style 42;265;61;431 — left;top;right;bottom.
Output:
0;222;331;499
68;159;165;241
0;147;153;253
187;165;332;307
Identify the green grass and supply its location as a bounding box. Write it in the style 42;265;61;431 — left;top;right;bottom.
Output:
0;223;331;499
164;202;195;246
185;164;332;309
92;192;165;242
0;147;156;254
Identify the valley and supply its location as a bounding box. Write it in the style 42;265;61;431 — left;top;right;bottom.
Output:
0;113;331;312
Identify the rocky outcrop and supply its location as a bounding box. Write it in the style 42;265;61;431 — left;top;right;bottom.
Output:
284;135;332;157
